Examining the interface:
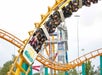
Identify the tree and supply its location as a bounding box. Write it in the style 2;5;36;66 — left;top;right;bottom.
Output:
85;61;94;75
0;60;13;75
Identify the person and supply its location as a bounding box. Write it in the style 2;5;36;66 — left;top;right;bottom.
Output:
72;1;79;12
91;0;98;4
41;36;47;43
37;33;42;41
44;19;56;34
53;11;61;18
68;1;75;12
52;11;61;27
29;36;38;49
62;6;72;18
53;16;61;26
49;26;56;33
35;42;42;53
83;0;91;7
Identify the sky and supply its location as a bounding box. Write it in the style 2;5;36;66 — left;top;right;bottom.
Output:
0;0;102;71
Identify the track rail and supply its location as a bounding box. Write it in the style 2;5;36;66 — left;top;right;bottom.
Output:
0;29;102;71
0;29;23;48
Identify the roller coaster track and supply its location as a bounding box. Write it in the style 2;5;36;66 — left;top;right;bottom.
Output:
0;29;102;71
0;29;23;48
0;0;101;74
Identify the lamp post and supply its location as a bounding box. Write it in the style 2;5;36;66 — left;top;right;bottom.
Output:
74;15;80;58
74;15;80;73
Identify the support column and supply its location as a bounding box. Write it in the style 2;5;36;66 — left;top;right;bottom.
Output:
45;67;48;75
82;63;86;75
21;62;32;75
29;67;32;75
21;62;27;75
100;56;102;75
40;65;44;75
65;51;68;75
65;71;68;75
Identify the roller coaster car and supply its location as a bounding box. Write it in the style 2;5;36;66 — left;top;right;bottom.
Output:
45;20;56;34
45;20;54;33
29;28;47;53
45;11;61;34
29;11;61;53
62;6;72;18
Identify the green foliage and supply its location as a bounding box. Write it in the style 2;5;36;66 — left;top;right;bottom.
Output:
85;61;94;75
33;73;40;75
58;71;65;75
0;60;13;75
85;61;91;75
69;69;78;75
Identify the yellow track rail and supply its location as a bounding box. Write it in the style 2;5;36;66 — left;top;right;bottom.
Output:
34;0;66;28
0;29;102;71
0;29;23;48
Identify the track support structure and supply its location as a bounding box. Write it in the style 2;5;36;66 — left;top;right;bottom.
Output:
21;62;32;75
100;56;102;75
45;67;48;75
82;63;86;75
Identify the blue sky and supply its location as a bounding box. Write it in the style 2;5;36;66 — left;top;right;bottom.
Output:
0;0;102;71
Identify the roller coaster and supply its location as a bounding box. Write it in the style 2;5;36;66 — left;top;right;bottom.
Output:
0;0;101;74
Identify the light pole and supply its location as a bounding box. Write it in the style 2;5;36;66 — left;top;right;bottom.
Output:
74;15;80;74
74;15;80;58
